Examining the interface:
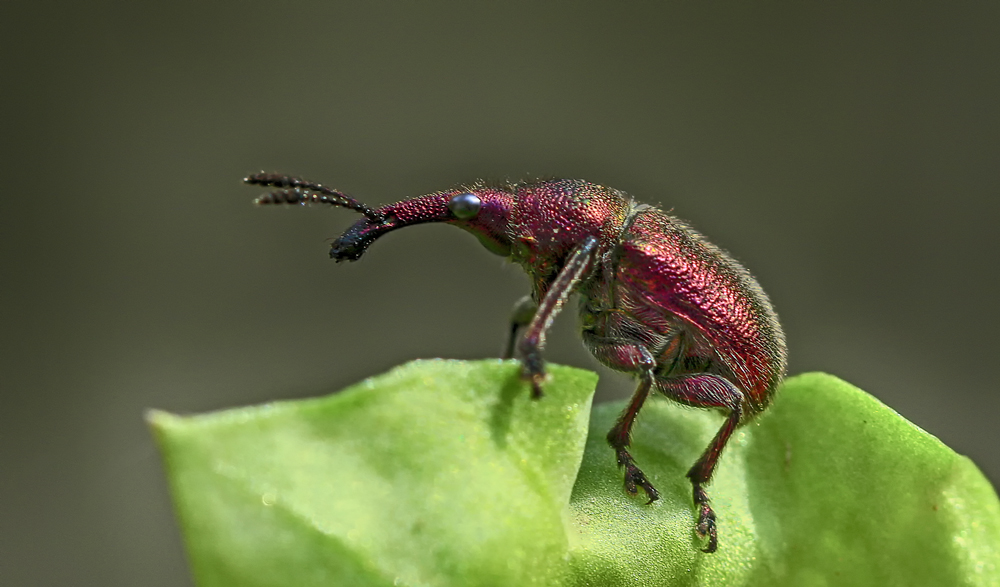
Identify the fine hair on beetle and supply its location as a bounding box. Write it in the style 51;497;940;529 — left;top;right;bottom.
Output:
248;172;787;554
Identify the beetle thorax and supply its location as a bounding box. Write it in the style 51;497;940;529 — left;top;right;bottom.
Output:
507;180;633;283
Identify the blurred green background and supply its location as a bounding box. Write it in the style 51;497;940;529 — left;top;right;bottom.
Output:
2;2;998;585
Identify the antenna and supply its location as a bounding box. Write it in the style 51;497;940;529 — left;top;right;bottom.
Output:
245;173;386;223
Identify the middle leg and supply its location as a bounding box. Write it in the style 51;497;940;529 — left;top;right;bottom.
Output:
583;332;660;503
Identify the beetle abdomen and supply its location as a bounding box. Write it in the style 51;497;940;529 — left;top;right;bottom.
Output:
613;210;786;414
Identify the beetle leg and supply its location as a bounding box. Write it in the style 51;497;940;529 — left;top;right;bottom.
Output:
503;295;537;359
609;374;659;503
584;334;660;503
656;373;744;554
517;236;599;398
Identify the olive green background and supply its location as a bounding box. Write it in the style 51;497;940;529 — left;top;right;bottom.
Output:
2;2;998;586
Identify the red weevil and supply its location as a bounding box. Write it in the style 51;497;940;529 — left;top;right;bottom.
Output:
246;173;787;553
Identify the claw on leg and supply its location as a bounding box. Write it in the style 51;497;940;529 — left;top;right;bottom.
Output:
615;448;660;504
528;375;545;399
520;361;547;399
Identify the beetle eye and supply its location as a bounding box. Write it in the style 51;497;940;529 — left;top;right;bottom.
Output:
448;192;481;219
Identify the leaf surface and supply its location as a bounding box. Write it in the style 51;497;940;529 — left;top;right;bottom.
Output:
151;361;1000;586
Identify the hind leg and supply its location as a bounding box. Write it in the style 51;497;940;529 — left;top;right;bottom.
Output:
656;373;744;554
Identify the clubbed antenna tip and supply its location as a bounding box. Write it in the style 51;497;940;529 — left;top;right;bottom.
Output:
244;172;385;223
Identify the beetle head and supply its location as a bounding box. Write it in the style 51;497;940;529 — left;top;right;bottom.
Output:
329;183;517;261
248;174;518;262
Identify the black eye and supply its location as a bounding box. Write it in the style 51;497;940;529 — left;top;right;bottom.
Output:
448;193;481;219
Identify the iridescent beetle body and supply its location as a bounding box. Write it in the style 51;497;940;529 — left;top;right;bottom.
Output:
247;174;787;553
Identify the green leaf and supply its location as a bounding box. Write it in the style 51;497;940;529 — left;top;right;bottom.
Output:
151;359;597;587
151;361;1000;586
570;373;1000;586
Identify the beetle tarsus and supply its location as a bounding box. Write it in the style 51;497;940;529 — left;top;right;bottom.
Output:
529;379;544;400
616;448;660;503
518;347;548;399
520;365;546;399
692;484;718;553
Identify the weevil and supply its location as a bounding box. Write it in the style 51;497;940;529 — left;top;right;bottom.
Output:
246;173;787;553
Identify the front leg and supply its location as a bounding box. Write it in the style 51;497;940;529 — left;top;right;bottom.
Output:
516;236;598;398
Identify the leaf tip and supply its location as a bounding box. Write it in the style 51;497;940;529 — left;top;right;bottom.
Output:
145;408;181;432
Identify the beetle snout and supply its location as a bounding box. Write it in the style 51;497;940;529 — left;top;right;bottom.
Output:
329;217;387;262
329;238;364;262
